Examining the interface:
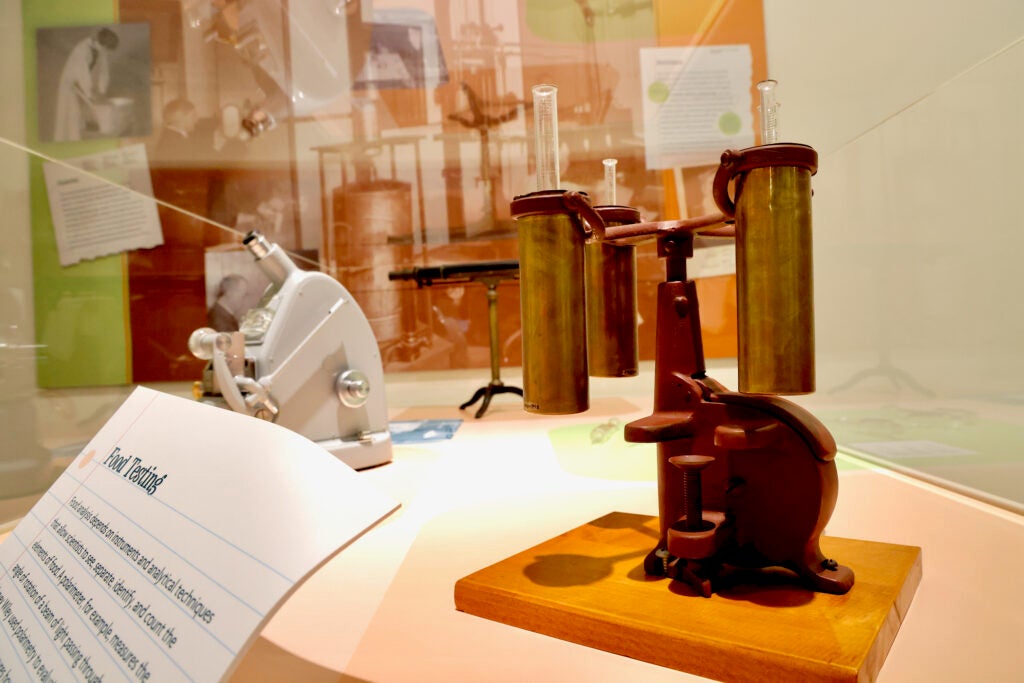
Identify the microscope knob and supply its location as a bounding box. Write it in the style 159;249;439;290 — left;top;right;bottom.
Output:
336;369;371;408
188;327;231;360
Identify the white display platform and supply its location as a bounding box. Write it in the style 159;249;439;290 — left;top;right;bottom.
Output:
2;383;1022;681
250;394;1024;682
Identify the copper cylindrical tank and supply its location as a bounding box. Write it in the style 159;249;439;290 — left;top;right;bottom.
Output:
586;205;640;378
513;190;589;414
713;144;818;395
333;180;413;344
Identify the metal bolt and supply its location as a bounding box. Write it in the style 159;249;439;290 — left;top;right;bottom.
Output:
673;295;689;318
669;455;715;531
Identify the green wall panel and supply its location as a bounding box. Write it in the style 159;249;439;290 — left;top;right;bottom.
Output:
23;0;129;387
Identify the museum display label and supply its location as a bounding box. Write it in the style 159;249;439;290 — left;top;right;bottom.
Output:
0;387;398;681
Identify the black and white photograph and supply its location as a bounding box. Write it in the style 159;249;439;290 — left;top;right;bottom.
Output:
36;22;152;142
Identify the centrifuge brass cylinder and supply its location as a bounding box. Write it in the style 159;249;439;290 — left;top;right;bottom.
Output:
516;201;588;414
735;164;815;394
586;206;639;377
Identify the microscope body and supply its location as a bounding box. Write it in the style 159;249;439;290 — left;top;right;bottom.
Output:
192;232;392;471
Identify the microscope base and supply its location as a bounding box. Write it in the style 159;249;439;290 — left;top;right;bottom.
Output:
319;431;393;471
455;511;921;683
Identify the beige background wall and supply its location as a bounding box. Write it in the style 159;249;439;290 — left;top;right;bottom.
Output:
763;1;1024;399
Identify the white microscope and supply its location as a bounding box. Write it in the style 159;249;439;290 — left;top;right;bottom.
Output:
189;231;392;470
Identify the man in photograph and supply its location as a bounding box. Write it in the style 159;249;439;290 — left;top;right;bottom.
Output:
207;274;250;331
153;98;204;165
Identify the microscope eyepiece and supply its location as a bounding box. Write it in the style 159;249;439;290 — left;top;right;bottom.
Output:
244;231;272;260
243;231;296;285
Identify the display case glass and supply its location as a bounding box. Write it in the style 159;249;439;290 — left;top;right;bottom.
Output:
1;1;1022;517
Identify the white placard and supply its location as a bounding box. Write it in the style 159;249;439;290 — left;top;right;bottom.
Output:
0;387;398;681
690;243;736;279
640;45;755;170
42;144;163;266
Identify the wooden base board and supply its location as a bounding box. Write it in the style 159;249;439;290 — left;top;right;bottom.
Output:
455;512;921;682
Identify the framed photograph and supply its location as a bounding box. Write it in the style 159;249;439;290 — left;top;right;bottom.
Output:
36;23;152;142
